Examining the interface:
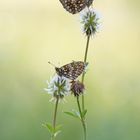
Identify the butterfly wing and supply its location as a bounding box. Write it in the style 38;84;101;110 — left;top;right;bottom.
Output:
59;61;85;80
59;0;86;14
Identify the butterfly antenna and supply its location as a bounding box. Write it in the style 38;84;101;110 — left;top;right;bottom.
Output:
48;61;56;67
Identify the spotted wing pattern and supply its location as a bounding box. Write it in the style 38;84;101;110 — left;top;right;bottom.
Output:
59;0;93;14
56;61;86;80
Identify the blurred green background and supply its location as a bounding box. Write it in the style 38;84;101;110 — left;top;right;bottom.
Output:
0;0;140;140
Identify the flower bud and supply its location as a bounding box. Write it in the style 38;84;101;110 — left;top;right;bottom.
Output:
71;81;85;97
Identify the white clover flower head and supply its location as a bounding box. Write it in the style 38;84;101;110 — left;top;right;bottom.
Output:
80;7;100;36
44;74;71;101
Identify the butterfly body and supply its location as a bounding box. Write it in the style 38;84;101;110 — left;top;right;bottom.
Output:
55;61;87;80
59;0;94;14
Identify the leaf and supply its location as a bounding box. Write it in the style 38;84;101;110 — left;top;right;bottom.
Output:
42;123;54;133
81;109;87;118
64;111;79;119
72;110;80;118
54;130;61;137
55;124;62;132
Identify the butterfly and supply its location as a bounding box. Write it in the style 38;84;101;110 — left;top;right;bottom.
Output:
49;61;88;80
59;0;94;14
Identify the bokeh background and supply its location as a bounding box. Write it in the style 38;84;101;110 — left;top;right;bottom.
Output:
0;0;140;140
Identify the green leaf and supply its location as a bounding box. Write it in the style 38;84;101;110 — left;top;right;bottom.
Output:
42;123;54;133
81;109;87;118
64;111;79;119
72;110;80;118
54;130;61;137
55;124;62;132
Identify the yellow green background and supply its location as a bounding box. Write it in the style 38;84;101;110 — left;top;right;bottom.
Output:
0;0;140;140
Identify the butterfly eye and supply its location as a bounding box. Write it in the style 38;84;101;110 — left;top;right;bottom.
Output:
55;67;63;77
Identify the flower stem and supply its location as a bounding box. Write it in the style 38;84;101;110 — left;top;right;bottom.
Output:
51;97;59;140
77;96;87;140
81;34;90;111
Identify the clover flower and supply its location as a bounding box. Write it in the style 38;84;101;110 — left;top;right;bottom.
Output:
71;80;85;97
80;7;100;36
44;74;71;101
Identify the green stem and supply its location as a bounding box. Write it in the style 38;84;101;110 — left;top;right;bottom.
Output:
77;96;87;140
81;34;90;111
51;97;59;140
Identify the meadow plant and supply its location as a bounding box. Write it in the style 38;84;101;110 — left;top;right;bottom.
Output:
44;4;100;140
43;74;71;140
